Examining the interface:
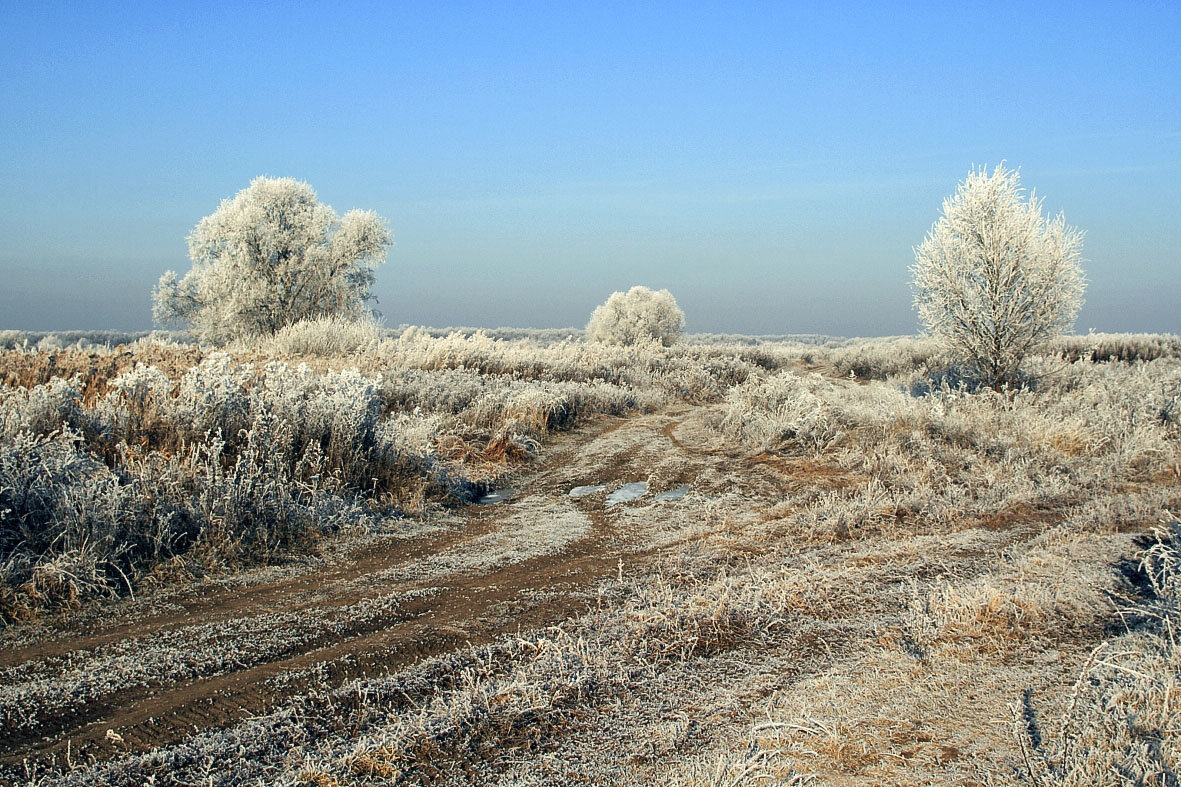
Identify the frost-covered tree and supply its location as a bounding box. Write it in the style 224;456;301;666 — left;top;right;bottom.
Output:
154;177;392;344
586;285;685;347
911;164;1086;390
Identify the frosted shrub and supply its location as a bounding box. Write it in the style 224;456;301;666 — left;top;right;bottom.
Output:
225;361;444;501
170;353;255;443
108;363;173;403
0;377;87;440
465;387;567;436
0;429;106;551
180;428;327;561
254;365;390;488
0;419;387;619
509;386;574;432
1;373;411;620
87;365;175;460
97;364;172;434
912;164;1086;390
153;176;392;344
655;353;731;403
0;429;154;618
377;412;442;461
383;368;492;415
586;286;685;347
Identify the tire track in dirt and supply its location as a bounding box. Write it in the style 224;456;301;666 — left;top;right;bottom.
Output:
0;407;715;770
0;409;654;669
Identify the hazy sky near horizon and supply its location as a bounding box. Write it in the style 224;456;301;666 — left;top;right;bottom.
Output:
1;1;1178;337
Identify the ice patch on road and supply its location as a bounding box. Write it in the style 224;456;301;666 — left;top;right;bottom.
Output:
569;484;607;498
606;482;648;507
652;485;690;502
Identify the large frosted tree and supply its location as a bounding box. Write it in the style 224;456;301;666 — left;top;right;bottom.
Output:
154;177;392;344
586;285;685;347
911;164;1086;390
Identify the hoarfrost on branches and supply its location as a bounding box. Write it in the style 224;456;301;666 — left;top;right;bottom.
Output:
153;176;392;344
911;164;1086;390
586;285;685;347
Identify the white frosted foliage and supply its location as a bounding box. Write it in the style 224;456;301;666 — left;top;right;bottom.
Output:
153;177;392;344
586;285;685;347
911;164;1086;389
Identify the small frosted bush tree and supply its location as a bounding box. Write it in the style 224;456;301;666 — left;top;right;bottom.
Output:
586;286;685;347
154;176;392;344
911;164;1086;390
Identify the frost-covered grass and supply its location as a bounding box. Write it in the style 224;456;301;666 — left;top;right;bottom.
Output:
0;330;750;620
1;329;1179;785
1051;332;1181;364
235;315;384;357
1011;522;1181;784
2;330;1177;621
719;352;1180;541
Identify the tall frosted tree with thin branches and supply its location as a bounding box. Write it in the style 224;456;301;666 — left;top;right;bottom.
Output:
911;164;1086;390
154;177;392;344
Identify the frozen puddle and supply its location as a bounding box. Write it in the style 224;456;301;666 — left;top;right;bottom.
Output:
606;482;647;507
476;488;515;505
652;485;690;502
568;484;607;498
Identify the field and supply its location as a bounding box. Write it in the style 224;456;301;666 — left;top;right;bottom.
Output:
1;328;1179;785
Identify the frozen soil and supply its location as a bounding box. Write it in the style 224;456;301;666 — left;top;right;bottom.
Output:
1;398;1177;785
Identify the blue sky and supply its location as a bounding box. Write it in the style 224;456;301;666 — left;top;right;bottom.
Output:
1;1;1177;335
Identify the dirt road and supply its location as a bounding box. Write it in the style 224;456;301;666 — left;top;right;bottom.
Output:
0;405;724;770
